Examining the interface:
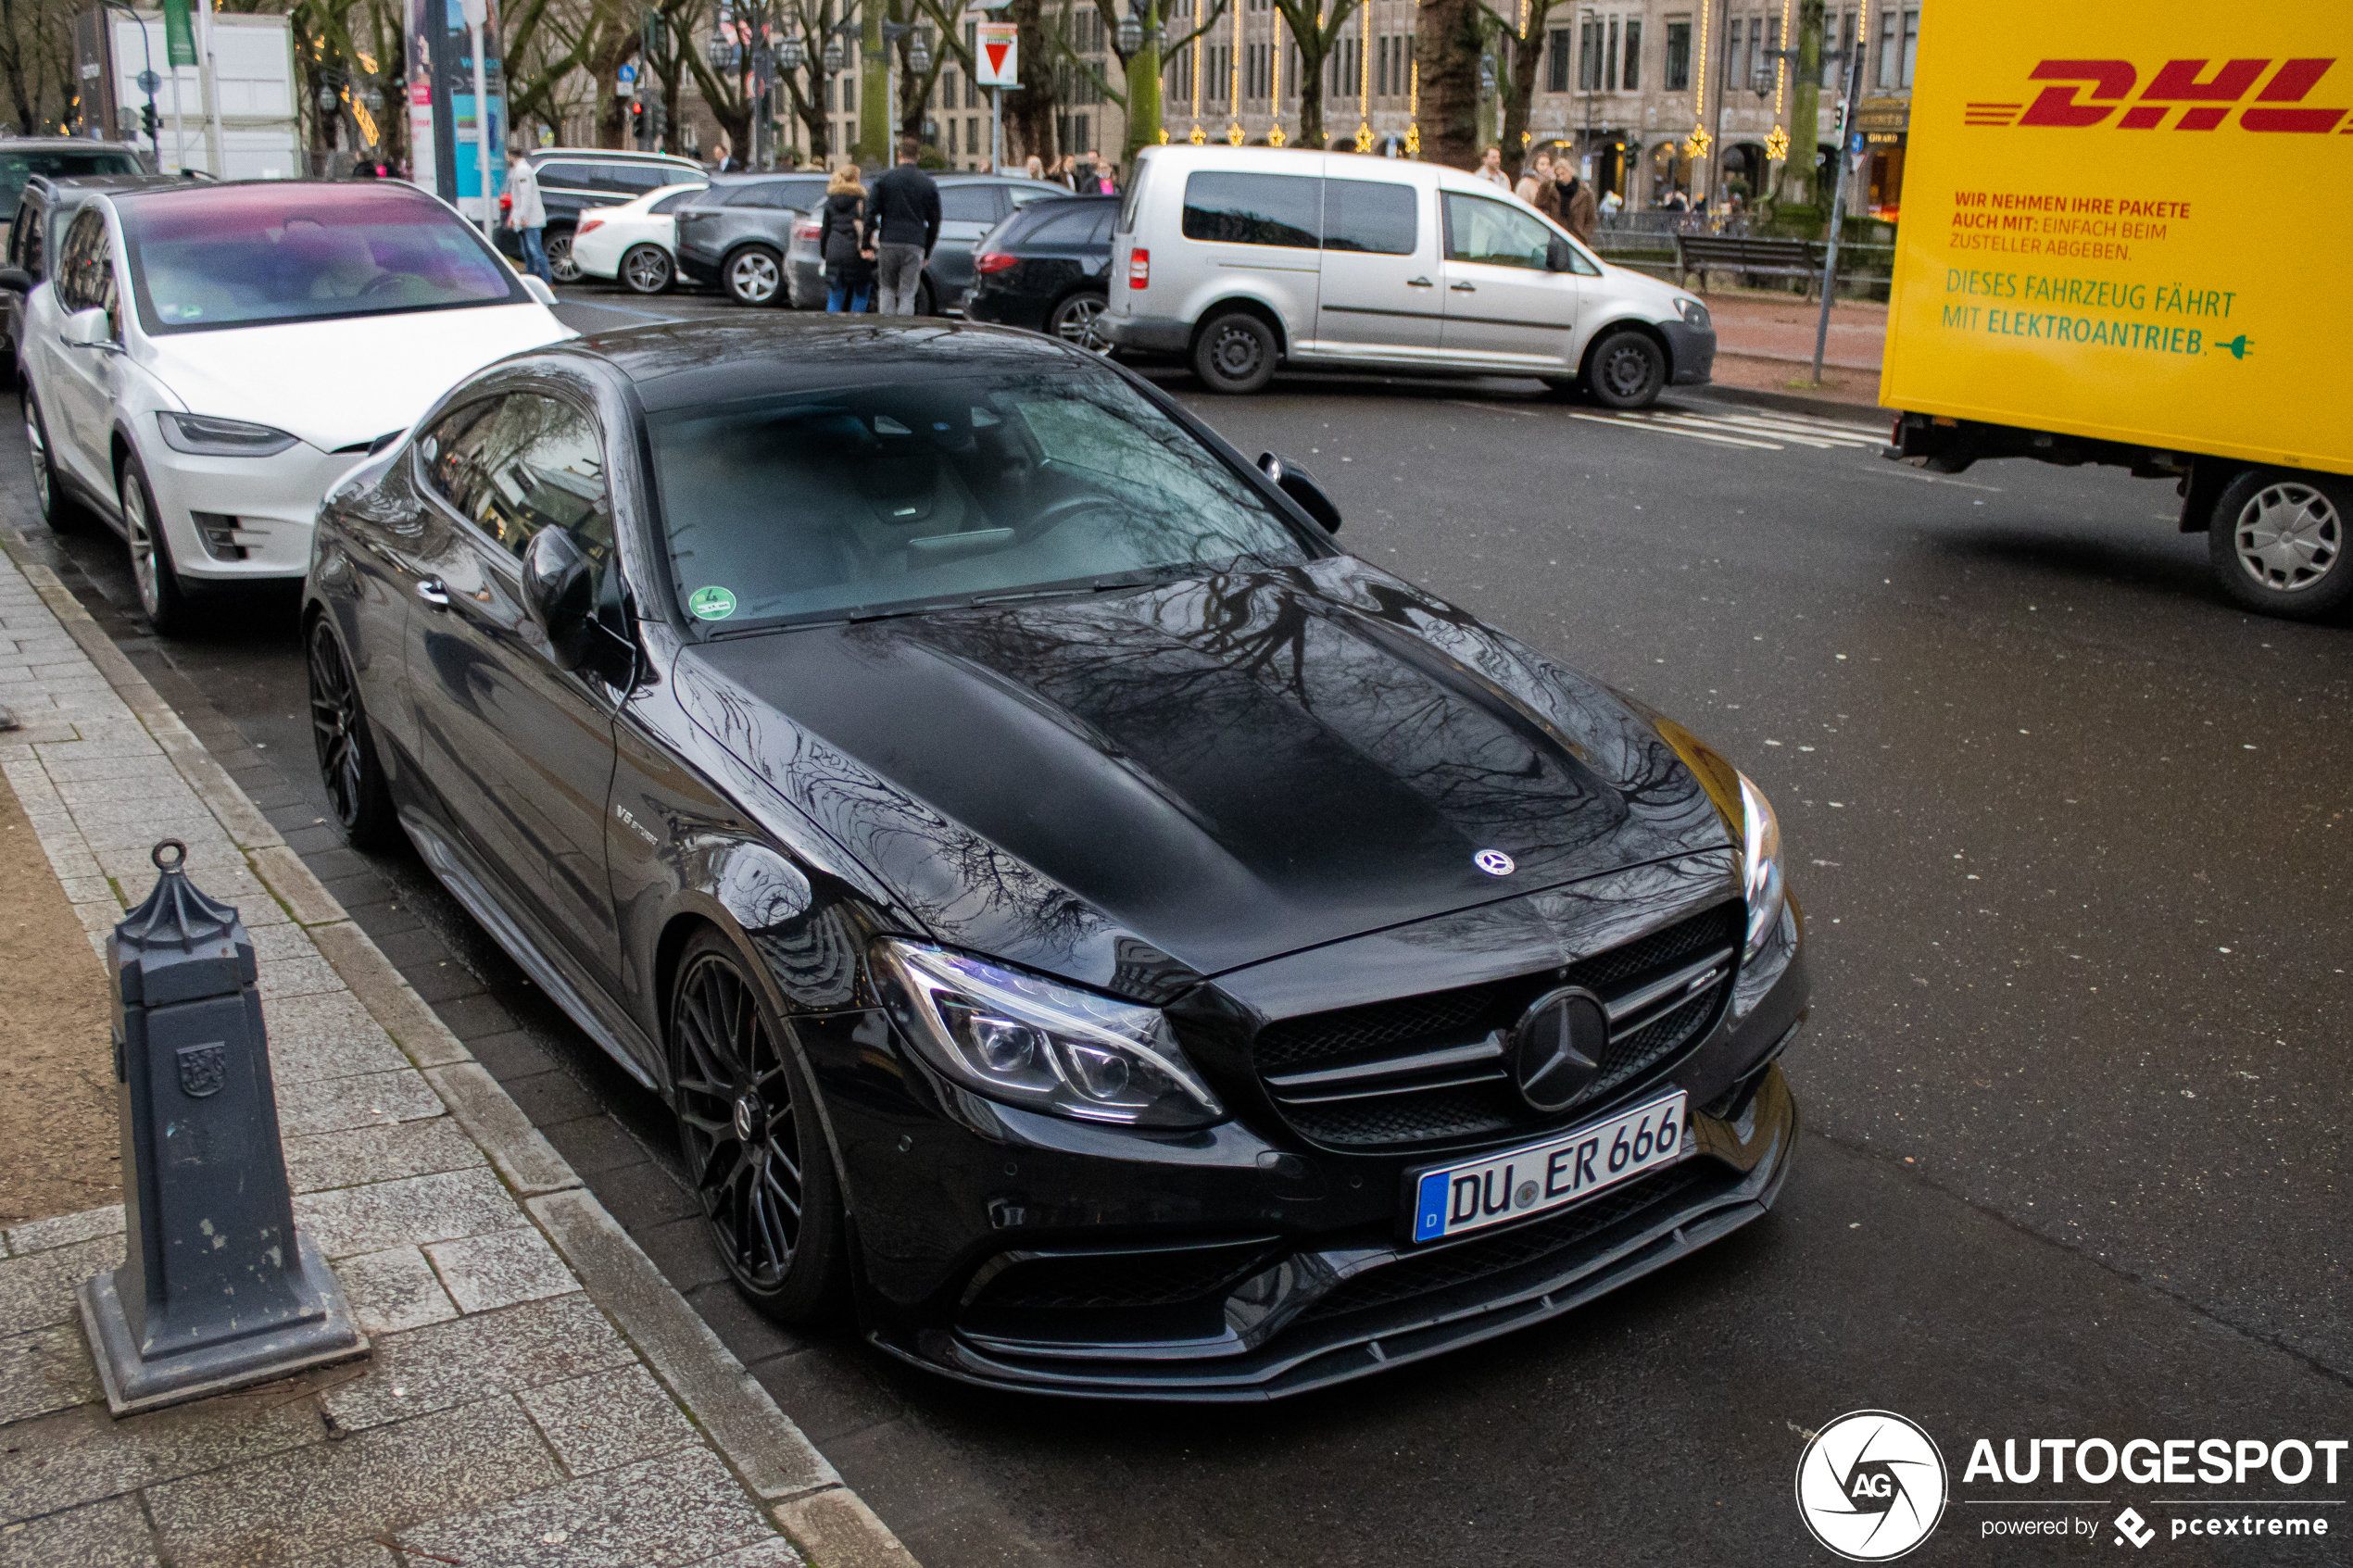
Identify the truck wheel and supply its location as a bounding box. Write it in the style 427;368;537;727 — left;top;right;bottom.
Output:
2208;469;2353;621
1192;310;1277;395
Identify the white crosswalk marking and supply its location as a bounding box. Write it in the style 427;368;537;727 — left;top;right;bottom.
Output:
1569;407;1887;452
1566;412;1781;449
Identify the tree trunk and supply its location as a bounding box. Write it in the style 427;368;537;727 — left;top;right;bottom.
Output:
1499;12;1551;178
1415;0;1482;169
1120;28;1160;159
1777;0;1823;210
1003;0;1057;165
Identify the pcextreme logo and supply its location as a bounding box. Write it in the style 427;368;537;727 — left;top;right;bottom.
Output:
1962;56;2349;133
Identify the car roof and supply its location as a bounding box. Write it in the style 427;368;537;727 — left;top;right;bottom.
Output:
0;137;145;153
25;172;182;200
529;146;702;167
549;316;1081;411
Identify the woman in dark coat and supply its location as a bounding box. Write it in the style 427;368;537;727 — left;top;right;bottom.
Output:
820;166;874;313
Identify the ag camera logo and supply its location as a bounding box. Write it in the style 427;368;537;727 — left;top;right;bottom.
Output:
1795;1410;1949;1561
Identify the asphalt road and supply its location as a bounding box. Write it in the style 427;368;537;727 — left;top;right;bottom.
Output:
13;282;2348;1567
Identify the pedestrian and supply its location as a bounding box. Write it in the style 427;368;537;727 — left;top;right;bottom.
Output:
819;164;874;313
1663;188;1689;212
1024;154;1044;181
1051;153;1080;191
1516;152;1552;206
711;137;737;174
350;153;383;179
504;138;553;285
1083;150;1116;194
1564;173;1598;243
1475;145;1509;190
863;134;941;315
1532;162;1564;222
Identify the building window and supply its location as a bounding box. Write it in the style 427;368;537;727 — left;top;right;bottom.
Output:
1579;18;1602;91
1875;6;1897;87
1899;8;1919;87
1665;20;1691;90
1724;17;1743;97
1623;19;1641;91
1604;19;1617;91
1549;28;1571;93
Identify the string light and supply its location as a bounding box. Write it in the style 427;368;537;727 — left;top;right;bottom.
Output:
1355;3;1369;150
1689;0;1710;169
1405;57;1418;155
1228;0;1242;143
1269;2;1284;144
1768;0;1792;165
1190;0;1203;140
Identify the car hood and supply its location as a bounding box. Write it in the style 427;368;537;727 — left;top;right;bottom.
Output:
139;302;574;453
676;555;1729;994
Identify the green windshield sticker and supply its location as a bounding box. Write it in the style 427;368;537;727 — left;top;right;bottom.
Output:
688;586;737;621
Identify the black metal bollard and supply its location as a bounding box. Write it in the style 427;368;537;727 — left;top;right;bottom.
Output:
77;840;368;1416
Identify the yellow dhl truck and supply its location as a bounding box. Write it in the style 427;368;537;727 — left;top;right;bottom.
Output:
1880;0;2351;621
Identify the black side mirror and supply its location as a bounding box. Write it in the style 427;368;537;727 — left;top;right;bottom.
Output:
1546;235;1576;272
0;269;31;294
1257;451;1341;533
522;526;597;671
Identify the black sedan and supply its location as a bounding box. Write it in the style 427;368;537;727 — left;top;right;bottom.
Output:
303;318;1806;1399
963;194;1116;350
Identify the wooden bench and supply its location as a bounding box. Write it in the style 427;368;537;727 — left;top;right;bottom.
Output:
1672;233;1828;296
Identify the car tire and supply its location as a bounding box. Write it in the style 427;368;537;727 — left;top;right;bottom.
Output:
1049;291;1112;353
620;243;674;295
22;387;78;532
916;278;937;317
671;927;850;1326
1583;327;1668;408
2207;468;2353;621
305;616;401;850
1192;310;1277;395
724;245;785;307
544;228;581;284
120;452;192;634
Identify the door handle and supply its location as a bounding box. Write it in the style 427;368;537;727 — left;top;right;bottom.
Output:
1405;276;1432;287
1450;281;1477;293
415;578;450;609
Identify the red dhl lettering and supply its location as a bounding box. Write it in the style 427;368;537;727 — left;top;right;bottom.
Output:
1985;57;2346;133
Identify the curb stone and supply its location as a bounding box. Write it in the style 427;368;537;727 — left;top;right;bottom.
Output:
0;541;923;1568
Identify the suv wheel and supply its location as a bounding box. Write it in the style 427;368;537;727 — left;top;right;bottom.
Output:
621;243;674;295
1049;291;1112;353
544;229;581;283
120;453;191;634
725;245;784;307
22;388;76;531
1192;310;1277;395
2208;469;2353;621
1583;327;1667;408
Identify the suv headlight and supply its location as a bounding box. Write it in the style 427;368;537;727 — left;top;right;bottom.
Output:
157;410;301;458
1735;771;1785;960
871;940;1226;1129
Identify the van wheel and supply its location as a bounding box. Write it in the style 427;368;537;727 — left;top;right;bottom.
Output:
1193;311;1277;395
2208;469;2353;621
1584;328;1667;408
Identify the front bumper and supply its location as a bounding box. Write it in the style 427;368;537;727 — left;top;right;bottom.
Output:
140;436;370;583
1661;319;1718;385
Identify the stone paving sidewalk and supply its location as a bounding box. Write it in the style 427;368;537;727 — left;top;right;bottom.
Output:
0;548;912;1565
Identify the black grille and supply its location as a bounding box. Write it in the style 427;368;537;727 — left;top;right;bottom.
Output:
1253;902;1742;1152
973;1244;1270;1312
1298;1164;1707;1324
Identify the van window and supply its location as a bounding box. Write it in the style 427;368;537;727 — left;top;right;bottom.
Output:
1181;171;1318;249
1442;193;1553;270
1323;180;1417;255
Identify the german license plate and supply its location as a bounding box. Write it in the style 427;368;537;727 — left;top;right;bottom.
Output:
1408;1091;1691;1245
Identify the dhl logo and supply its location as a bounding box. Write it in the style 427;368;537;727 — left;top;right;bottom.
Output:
1964;57;2347;132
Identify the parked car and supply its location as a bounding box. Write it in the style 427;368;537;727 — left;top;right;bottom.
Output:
570;181;710;295
1106;145;1716;405
673;172;833;306
303;313;1806;1399
2;171;182;369
0;138;148;220
494;147;707;282
10;179;572;632
963;194;1116;349
784;172;1072;314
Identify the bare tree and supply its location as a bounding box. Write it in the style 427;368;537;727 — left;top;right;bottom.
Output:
1414;0;1486;169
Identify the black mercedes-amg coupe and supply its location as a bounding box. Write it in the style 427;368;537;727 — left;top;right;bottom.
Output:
303;317;1807;1399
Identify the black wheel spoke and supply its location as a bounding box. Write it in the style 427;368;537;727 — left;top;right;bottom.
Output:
673;947;810;1298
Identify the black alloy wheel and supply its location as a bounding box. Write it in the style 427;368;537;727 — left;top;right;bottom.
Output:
306;618;400;849
2208;468;2353;621
620;243;674;295
21;388;74;531
670;930;848;1323
1584;326;1668;409
724;245;785;307
544;228;581;283
1192;309;1277;394
1049;291;1112;353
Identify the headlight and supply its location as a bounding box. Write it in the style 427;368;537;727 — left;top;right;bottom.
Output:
871;940;1226;1129
1674;296;1711;329
1736;771;1785;960
157;410;300;458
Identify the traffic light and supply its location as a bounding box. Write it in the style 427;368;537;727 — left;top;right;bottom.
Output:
1831;98;1848;136
628;99;646;144
140;101;158;140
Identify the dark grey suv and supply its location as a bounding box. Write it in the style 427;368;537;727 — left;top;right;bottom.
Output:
497;147;707;282
672;173;833;306
784;173;1071;315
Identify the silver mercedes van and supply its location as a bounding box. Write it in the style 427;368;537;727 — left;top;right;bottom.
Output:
1103;144;1716;406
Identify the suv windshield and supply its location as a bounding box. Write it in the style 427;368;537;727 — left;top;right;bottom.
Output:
0;148;142;216
121;182;523;332
650;366;1308;629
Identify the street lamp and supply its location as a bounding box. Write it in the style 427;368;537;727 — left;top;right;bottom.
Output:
779;34;804;73
821;36;843;75
1116;12;1143;56
908;34;932;76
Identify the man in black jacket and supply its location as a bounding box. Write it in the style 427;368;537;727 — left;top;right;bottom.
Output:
863;136;942;315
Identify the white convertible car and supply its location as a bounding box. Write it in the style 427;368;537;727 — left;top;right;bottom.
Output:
569;182;708;295
8;179;573;630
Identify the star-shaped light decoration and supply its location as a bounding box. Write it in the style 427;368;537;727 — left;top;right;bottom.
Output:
1189;123;1207;144
1159;127;1171;144
1356;120;1375;152
1228;119;1245;144
1404;123;1420;155
1686;125;1712;158
1269;122;1287;146
1766;125;1791;160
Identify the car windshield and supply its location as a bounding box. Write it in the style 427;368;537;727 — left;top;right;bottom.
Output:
0;148;142;215
120;182;522;333
649;366;1310;629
